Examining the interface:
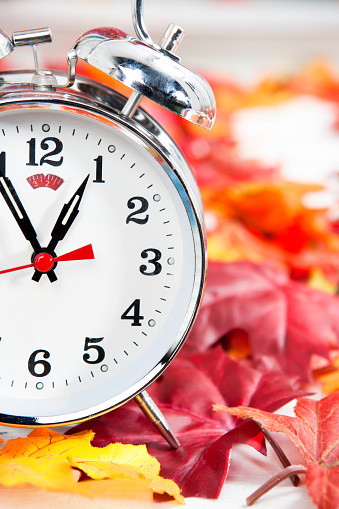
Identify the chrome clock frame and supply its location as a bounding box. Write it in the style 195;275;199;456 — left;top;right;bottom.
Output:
0;72;206;427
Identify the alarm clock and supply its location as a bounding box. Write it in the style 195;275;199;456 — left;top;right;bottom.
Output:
0;0;215;448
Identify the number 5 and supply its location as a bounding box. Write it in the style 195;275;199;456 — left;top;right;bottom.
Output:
83;337;105;364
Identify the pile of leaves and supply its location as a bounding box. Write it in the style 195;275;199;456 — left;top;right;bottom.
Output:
1;58;339;506
70;63;339;507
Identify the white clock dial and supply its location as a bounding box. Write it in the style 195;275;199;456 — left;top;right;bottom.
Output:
0;100;205;425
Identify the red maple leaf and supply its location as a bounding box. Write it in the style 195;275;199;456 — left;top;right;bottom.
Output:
186;261;339;382
215;392;339;509
191;345;307;412
72;350;307;498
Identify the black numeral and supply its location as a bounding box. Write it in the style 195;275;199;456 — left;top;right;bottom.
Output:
83;337;105;364
0;151;5;176
126;197;149;225
26;137;63;167
28;349;51;377
121;299;144;326
140;249;162;276
26;138;38;166
93;155;105;183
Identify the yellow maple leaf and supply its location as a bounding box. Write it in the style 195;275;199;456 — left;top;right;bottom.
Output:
0;428;184;504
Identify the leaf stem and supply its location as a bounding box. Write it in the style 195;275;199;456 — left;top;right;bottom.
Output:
246;465;307;506
260;428;300;486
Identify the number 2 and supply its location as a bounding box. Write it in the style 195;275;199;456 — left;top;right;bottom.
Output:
126;197;149;224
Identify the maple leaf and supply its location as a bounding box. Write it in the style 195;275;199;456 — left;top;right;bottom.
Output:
202;178;339;278
191;345;308;412
72;350;308;499
0;428;184;503
215;392;339;509
186;261;339;382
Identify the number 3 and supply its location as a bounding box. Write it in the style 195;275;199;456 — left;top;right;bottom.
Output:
139;248;162;276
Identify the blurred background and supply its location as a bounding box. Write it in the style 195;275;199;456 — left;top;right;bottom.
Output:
1;0;339;82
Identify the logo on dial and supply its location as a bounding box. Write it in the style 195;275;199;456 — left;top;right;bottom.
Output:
27;173;64;191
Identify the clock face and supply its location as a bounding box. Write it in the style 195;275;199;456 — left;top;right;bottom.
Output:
0;101;204;425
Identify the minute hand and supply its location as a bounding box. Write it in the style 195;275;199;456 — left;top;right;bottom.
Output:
0;171;41;254
46;174;90;253
0;164;57;282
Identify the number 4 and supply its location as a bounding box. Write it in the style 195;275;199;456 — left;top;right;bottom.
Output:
121;299;144;326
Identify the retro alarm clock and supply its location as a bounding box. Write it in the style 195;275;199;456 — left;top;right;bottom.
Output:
0;0;215;448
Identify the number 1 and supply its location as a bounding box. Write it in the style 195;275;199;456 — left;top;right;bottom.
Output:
0;152;6;176
93;156;105;183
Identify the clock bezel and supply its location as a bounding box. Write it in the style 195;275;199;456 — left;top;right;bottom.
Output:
0;72;206;427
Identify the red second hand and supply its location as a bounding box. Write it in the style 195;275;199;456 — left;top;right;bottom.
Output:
0;244;94;275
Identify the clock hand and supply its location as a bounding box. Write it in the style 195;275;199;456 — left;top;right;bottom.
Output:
32;174;90;282
47;174;90;252
0;166;42;254
0;244;94;275
0;161;57;282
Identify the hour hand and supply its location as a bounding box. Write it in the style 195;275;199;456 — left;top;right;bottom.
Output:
0;155;57;282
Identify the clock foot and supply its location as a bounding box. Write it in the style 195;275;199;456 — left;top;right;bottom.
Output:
134;390;180;449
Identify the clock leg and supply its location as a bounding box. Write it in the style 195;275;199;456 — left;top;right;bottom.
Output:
134;390;180;449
